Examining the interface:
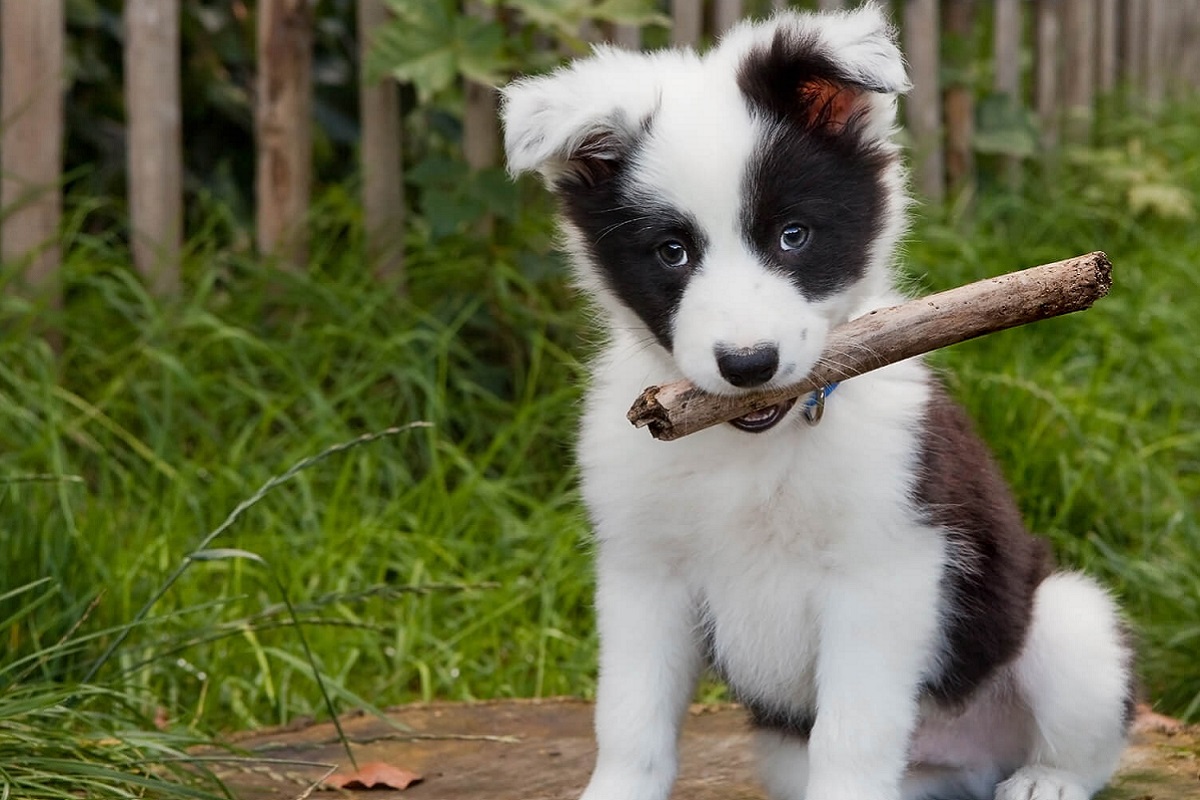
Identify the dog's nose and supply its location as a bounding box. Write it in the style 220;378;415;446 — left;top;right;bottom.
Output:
714;343;779;388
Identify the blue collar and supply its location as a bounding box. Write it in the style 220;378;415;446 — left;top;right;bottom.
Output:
801;382;839;425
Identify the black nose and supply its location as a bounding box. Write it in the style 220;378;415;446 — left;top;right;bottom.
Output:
715;343;779;388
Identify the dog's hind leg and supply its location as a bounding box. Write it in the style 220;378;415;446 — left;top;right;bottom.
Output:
758;733;1002;800
996;572;1133;800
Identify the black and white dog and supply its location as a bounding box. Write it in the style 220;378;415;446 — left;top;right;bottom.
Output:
502;5;1133;800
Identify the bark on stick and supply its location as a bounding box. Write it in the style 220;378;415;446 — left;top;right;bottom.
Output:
628;252;1113;441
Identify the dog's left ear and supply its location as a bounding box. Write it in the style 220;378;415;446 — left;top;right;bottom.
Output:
733;4;909;142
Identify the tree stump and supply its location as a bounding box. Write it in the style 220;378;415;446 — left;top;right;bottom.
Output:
217;699;1197;799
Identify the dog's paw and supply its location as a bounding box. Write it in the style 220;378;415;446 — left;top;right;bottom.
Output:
578;770;673;800
994;766;1089;800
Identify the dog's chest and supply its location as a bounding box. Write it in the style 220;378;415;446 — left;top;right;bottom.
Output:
609;427;894;702
696;541;825;708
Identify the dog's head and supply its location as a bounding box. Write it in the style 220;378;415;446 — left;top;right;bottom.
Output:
503;4;910;403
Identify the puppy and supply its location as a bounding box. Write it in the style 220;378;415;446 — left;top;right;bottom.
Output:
502;5;1133;799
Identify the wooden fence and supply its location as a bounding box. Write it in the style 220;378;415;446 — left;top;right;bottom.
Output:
2;0;1199;310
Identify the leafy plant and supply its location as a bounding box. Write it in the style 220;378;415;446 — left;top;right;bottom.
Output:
974;91;1039;159
366;0;665;239
369;0;667;101
1067;138;1195;220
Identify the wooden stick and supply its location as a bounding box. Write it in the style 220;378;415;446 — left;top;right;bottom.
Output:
628;252;1113;441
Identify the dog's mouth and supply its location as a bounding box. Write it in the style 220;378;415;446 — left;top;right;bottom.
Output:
727;397;798;433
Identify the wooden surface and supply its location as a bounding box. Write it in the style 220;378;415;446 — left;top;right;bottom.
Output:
217;699;1198;799
125;0;182;296
629;253;1112;441
1;0;65;306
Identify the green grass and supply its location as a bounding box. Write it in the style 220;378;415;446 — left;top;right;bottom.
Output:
1;99;1199;788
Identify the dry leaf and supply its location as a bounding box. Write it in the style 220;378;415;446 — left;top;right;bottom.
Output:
323;761;423;791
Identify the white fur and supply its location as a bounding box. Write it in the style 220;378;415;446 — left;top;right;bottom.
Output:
502;5;1131;800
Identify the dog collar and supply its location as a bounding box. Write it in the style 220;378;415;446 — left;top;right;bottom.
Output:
801;382;840;426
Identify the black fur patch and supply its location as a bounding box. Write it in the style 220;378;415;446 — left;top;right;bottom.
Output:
745;701;816;740
737;29;889;128
740;121;890;299
737;31;893;300
556;145;705;351
914;383;1055;706
1118;622;1140;732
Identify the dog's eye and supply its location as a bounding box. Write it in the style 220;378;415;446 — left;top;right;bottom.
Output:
779;224;811;252
656;240;689;269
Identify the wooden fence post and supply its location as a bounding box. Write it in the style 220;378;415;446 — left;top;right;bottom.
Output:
672;0;703;47
993;0;1021;101
256;0;314;269
903;0;944;203
1096;0;1119;95
463;2;499;174
1185;1;1200;92
612;25;642;49
1120;0;1147;99
357;0;405;287
714;0;744;34
1061;0;1095;141
1035;0;1061;149
1;1;65;309
463;1;499;236
125;0;182;297
993;0;1022;182
942;0;976;201
1155;2;1174;99
1143;0;1168;109
1168;1;1199;95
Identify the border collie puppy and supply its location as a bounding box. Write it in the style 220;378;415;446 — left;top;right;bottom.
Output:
502;5;1133;800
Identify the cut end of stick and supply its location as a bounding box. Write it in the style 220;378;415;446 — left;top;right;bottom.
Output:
1090;250;1113;297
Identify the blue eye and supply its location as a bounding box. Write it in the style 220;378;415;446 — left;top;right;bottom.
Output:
657;240;689;268
780;224;810;251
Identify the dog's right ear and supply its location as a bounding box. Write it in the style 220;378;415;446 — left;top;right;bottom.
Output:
729;3;909;144
502;47;662;188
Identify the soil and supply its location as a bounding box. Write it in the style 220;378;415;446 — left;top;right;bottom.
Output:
214;699;1198;799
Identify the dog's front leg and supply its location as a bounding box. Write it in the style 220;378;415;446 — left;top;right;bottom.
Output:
580;545;702;800
805;563;939;800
